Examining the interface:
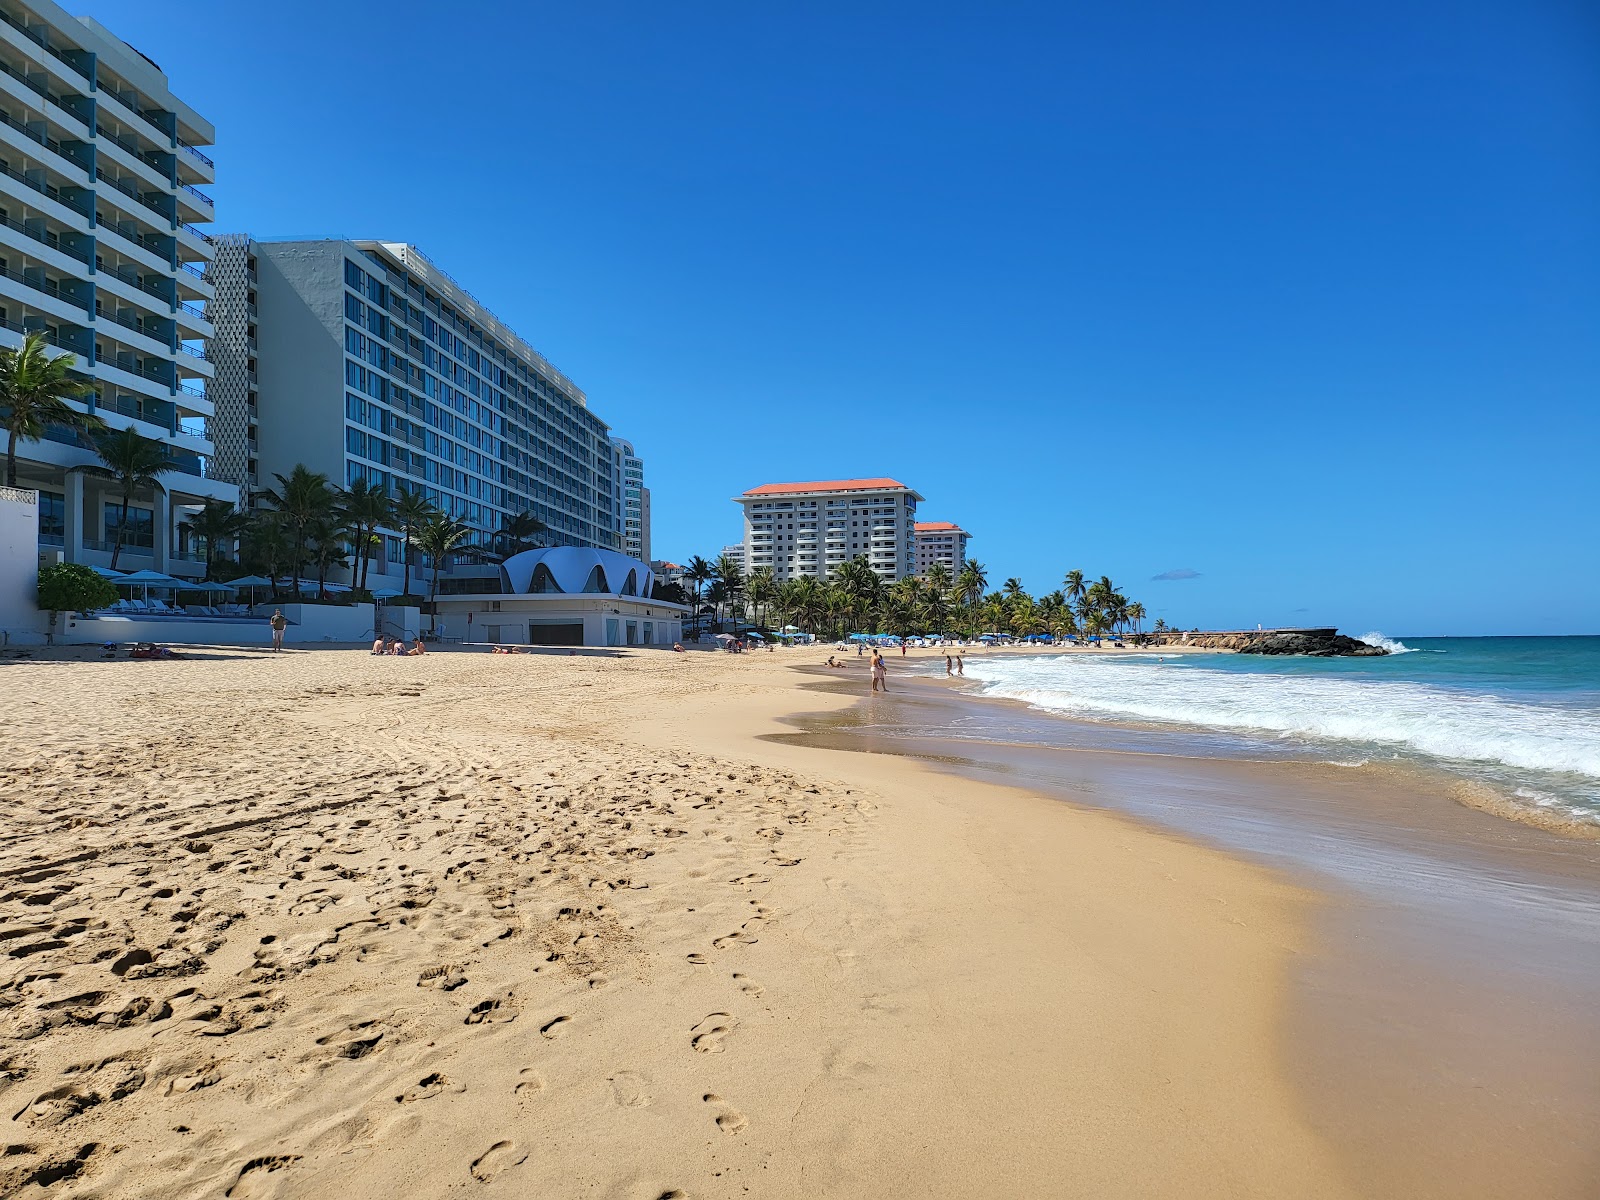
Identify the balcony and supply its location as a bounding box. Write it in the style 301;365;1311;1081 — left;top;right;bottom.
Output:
178;140;212;169
94;346;171;385
0;103;88;175
0;259;88;312
0;154;89;216
0;207;87;263
178;181;213;211
0;8;89;86
94;167;168;221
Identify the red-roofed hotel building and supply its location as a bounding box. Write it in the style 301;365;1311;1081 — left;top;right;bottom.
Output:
914;521;972;576
736;479;924;582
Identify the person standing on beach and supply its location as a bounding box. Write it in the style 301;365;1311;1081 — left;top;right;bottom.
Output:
870;649;889;693
269;609;287;653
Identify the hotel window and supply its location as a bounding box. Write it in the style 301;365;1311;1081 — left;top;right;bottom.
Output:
104;504;153;548
37;490;64;544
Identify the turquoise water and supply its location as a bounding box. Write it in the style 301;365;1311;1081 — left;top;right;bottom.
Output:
962;635;1600;829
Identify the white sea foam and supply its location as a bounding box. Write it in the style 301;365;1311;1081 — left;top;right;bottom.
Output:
1359;631;1417;653
964;656;1600;784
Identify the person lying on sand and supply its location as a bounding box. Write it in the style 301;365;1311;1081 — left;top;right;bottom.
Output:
672;642;685;653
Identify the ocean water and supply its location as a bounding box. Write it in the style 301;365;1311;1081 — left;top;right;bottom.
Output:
960;636;1600;830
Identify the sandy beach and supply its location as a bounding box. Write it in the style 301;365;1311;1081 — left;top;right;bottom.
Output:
0;641;1558;1198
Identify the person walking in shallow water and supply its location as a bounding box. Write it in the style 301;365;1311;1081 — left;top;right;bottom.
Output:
269;609;287;653
946;653;954;676
956;653;964;676
871;649;889;693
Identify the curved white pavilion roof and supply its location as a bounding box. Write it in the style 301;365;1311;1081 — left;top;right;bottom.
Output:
500;547;656;599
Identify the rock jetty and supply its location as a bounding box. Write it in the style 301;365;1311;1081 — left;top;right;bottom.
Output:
1153;628;1388;657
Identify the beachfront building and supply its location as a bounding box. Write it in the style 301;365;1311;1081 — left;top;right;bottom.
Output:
610;435;649;563
209;238;634;594
720;542;745;570
0;3;230;577
914;521;971;576
429;545;684;648
736;478;923;582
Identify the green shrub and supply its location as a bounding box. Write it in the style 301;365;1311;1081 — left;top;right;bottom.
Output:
37;562;117;615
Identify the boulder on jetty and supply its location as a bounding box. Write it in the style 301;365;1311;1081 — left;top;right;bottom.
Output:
1155;628;1387;657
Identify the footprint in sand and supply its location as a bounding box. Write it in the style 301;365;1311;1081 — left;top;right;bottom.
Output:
539;1014;571;1039
514;1068;544;1098
395;1072;450;1103
690;1013;737;1054
608;1070;651;1107
711;928;758;950
685;952;709;965
225;1154;301;1198
703;1092;748;1134
469;1140;527;1182
733;973;765;997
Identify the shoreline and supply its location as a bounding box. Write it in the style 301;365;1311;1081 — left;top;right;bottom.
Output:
788;653;1600;1198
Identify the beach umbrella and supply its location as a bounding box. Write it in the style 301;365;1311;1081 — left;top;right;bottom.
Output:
115;569;184;606
225;575;272;607
90;565;126;579
179;580;236;594
371;588;404;600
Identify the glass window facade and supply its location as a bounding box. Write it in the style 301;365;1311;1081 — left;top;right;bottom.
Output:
333;251;618;550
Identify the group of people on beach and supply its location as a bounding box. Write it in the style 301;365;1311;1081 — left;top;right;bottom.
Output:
823;647;965;692
372;635;426;656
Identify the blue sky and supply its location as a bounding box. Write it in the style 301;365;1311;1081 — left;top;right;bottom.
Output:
88;1;1598;634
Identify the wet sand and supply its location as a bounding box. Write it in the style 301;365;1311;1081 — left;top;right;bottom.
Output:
784;660;1600;1198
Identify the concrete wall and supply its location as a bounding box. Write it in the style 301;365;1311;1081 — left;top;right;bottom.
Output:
432;595;686;648
0;487;45;644
62;614;273;647
253;603;376;644
253;242;349;490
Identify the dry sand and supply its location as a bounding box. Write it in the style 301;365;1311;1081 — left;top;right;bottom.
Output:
0;644;1354;1198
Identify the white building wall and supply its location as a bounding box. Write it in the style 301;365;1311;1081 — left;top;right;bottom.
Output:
0;2;232;577
0;486;44;642
737;481;923;582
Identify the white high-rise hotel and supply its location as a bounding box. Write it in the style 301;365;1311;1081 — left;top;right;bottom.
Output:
208;238;646;591
736;478;922;582
0;1;228;574
610;435;649;563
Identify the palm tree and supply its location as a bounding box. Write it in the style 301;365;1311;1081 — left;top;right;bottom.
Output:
705;579;728;628
684;555;714;617
0;331;100;487
241;511;292;594
261;465;334;597
336;476;393;592
956;560;988;636
1063;569;1086;610
499;510;548;557
1126;601;1146;640
179;497;245;580
78;426;172;569
392;487;437;599
305;515;348;598
923;562;952;597
415;512;473;632
747;566;776;630
713;553;745;631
